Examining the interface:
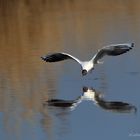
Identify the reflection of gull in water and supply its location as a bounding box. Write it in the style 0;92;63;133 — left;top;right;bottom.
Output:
41;43;134;76
82;87;137;113
45;87;137;114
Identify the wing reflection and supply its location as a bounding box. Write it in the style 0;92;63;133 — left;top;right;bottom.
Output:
45;96;82;111
83;87;137;113
47;99;76;108
45;87;137;114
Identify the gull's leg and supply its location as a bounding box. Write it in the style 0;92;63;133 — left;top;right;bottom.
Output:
97;61;104;64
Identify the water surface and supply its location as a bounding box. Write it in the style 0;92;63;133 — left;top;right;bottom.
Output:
0;0;140;140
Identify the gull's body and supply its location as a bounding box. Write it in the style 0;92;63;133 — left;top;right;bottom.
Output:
41;43;134;76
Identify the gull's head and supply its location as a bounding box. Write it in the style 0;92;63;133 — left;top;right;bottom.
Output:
82;87;96;101
83;87;88;92
82;69;88;76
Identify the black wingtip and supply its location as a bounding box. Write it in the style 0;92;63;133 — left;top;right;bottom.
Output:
128;43;134;50
131;43;134;48
41;56;46;61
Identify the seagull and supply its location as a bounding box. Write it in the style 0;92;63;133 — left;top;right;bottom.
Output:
41;43;134;76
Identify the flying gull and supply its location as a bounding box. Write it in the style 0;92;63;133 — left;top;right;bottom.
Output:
41;43;134;76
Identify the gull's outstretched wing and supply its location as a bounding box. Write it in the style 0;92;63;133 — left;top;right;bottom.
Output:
41;52;81;64
92;43;134;64
98;100;137;113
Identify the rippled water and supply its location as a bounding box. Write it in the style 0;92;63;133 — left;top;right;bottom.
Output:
0;0;140;140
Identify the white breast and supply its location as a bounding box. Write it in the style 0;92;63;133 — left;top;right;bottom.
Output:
82;61;94;72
